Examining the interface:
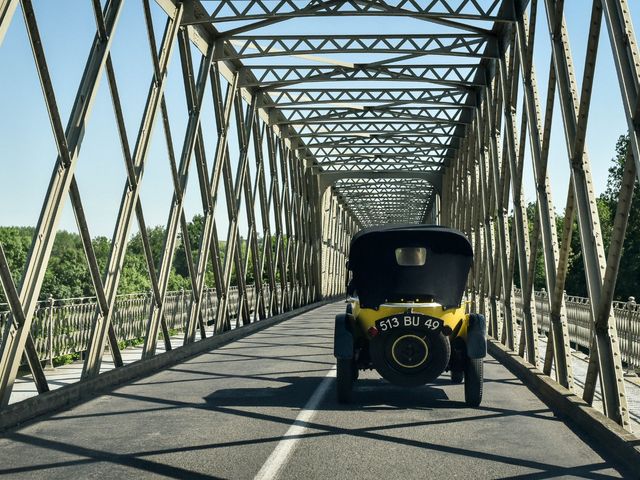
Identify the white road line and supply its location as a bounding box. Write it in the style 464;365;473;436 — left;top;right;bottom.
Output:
254;367;336;480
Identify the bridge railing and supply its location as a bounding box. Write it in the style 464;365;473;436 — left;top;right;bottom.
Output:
512;289;640;369
0;286;263;364
3;285;638;369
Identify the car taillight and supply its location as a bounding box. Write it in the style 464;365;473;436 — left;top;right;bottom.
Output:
368;327;379;338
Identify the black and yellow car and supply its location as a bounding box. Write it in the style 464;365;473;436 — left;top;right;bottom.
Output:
334;224;486;406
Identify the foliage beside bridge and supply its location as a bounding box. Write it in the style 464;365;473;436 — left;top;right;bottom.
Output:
0;214;270;303
516;135;639;301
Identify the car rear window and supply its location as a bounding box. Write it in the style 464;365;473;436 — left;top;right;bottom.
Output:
395;247;427;266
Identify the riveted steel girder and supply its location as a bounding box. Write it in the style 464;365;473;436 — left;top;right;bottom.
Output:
246;64;483;90
274;106;467;124
224;34;498;60
264;88;473;108
189;0;509;25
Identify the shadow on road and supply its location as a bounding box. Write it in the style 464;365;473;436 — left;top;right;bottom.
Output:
205;375;457;411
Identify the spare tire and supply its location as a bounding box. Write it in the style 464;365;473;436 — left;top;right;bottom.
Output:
370;328;450;387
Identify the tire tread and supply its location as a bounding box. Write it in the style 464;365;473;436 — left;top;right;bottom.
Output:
336;358;353;403
464;357;483;407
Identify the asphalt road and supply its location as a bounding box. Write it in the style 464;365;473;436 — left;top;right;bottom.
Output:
0;303;630;479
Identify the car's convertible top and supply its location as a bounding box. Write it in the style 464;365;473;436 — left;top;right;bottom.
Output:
347;224;473;309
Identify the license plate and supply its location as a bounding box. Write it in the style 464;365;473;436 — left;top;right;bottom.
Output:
375;313;443;333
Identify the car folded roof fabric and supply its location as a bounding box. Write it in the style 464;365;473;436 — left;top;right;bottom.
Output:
348;224;473;309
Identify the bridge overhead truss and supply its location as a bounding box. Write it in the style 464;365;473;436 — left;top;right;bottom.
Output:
0;0;639;432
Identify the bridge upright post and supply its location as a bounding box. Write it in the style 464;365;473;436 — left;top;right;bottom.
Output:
460;133;475;309
264;126;285;313
456;149;465;232
329;196;339;297
276;139;295;308
472;125;489;321
510;2;575;391
474;92;504;341
493;23;540;366
46;295;54;370
442;167;450;227
453;145;466;232
440;170;450;227
481;63;516;350
241;120;267;322
253;122;279;314
304;161;319;303
308;169;323;302
291;154;307;305
319;189;329;298
322;192;332;298
456;135;475;306
311;178;324;301
625;297;636;375
464;131;480;314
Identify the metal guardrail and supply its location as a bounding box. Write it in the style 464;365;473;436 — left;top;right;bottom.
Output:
513;289;639;369
0;286;261;363
3;286;638;369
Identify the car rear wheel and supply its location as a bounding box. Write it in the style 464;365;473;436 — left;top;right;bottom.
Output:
451;369;464;384
464;358;483;407
370;329;450;387
336;358;354;403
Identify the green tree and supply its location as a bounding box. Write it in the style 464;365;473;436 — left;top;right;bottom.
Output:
561;134;637;299
0;227;34;303
599;135;640;300
0;216;241;302
563;197;613;298
40;231;92;299
511;203;546;291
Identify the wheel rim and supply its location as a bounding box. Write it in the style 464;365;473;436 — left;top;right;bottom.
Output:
390;334;429;368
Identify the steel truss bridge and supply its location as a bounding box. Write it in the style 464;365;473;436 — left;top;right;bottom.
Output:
1;0;640;476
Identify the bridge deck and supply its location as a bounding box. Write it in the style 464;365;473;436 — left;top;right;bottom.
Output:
0;304;627;479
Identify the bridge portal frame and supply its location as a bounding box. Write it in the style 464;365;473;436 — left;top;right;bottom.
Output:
0;0;638;433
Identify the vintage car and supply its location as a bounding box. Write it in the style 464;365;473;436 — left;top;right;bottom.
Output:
333;224;486;406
